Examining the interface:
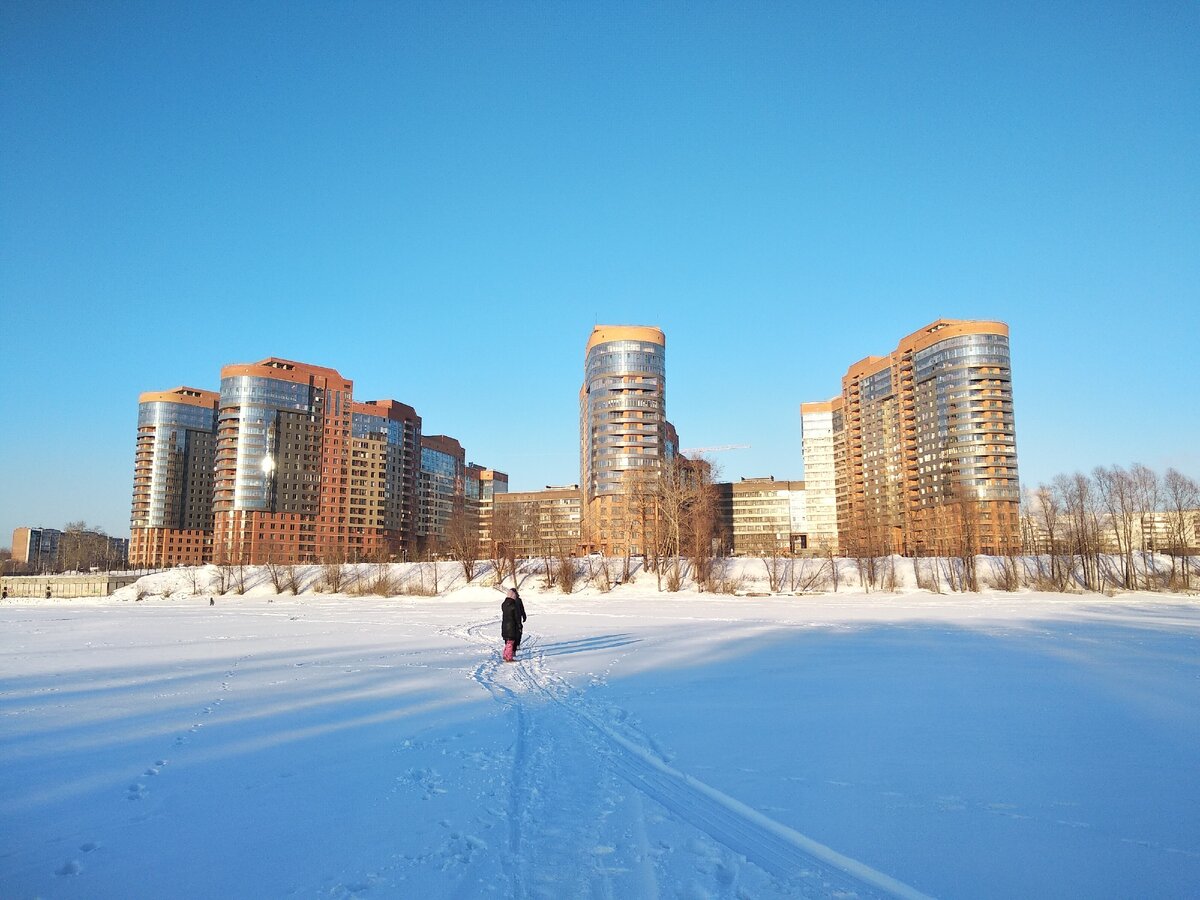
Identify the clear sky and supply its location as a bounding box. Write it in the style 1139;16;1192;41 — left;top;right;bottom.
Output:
2;2;1197;542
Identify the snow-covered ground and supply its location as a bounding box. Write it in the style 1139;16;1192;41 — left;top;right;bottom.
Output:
2;567;1198;898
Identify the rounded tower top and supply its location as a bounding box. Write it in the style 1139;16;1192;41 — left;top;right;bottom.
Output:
585;325;665;355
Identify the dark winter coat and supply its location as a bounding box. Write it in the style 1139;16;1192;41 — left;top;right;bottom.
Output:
501;597;527;641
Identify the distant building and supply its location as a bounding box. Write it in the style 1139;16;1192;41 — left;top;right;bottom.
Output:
476;469;509;555
201;357;428;564
494;485;584;559
12;526;127;572
350;399;422;560
1021;509;1200;555
128;357;500;565
799;400;841;554
419;435;465;553
579;325;674;555
212;358;356;563
11;527;63;571
107;537;130;567
715;478;808;556
128;358;498;565
129;386;220;567
802;319;1021;556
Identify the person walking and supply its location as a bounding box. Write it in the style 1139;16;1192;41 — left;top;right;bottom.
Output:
500;587;527;662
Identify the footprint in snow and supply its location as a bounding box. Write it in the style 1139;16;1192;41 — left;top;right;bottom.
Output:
80;842;100;853
714;862;737;886
56;860;82;876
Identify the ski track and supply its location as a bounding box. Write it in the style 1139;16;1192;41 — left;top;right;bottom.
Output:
452;618;931;900
465;629;528;898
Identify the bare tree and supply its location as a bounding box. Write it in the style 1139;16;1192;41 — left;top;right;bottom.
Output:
1029;484;1069;591
1164;468;1199;588
686;464;720;592
185;566;202;596
213;547;233;595
954;494;980;593
1094;465;1137;590
652;457;716;592
553;539;579;593
59;522;112;573
792;555;832;593
622;468;659;577
751;532;787;592
352;556;398;596
585;551;614;592
1130;463;1162;589
489;503;518;587
913;553;943;593
265;549;287;594
282;564;303;594
231;561;249;595
1055;472;1102;592
538;531;555;590
445;500;480;583
319;546;347;593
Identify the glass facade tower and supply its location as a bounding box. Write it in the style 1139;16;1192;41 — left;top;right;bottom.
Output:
213;358;354;563
130;387;220;567
802;319;1020;556
419;434;465;551
130;358;485;566
579;325;669;554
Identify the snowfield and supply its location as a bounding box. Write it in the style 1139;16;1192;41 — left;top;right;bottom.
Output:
2;563;1199;899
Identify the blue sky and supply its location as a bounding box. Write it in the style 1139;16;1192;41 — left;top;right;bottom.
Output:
2;1;1197;542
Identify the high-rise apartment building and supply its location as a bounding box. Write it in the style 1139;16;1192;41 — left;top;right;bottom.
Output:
130;358;488;565
799;400;842;554
579;325;673;554
419;434;465;552
207;358;423;563
349;399;422;560
802;319;1020;556
213;358;356;563
130;387;220;567
476;468;509;554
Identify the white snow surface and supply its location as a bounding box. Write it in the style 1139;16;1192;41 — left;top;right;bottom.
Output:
2;563;1199;899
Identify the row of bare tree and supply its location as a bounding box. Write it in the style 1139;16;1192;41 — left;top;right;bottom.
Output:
1024;464;1199;591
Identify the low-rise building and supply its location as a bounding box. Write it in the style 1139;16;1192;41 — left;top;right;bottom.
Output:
11;527;63;572
11;527;128;572
715;478;808;556
493;485;584;559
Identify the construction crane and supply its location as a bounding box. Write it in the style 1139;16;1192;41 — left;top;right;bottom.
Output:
679;444;750;455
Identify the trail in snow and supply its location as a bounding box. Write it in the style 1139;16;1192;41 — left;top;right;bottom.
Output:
451;618;932;900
